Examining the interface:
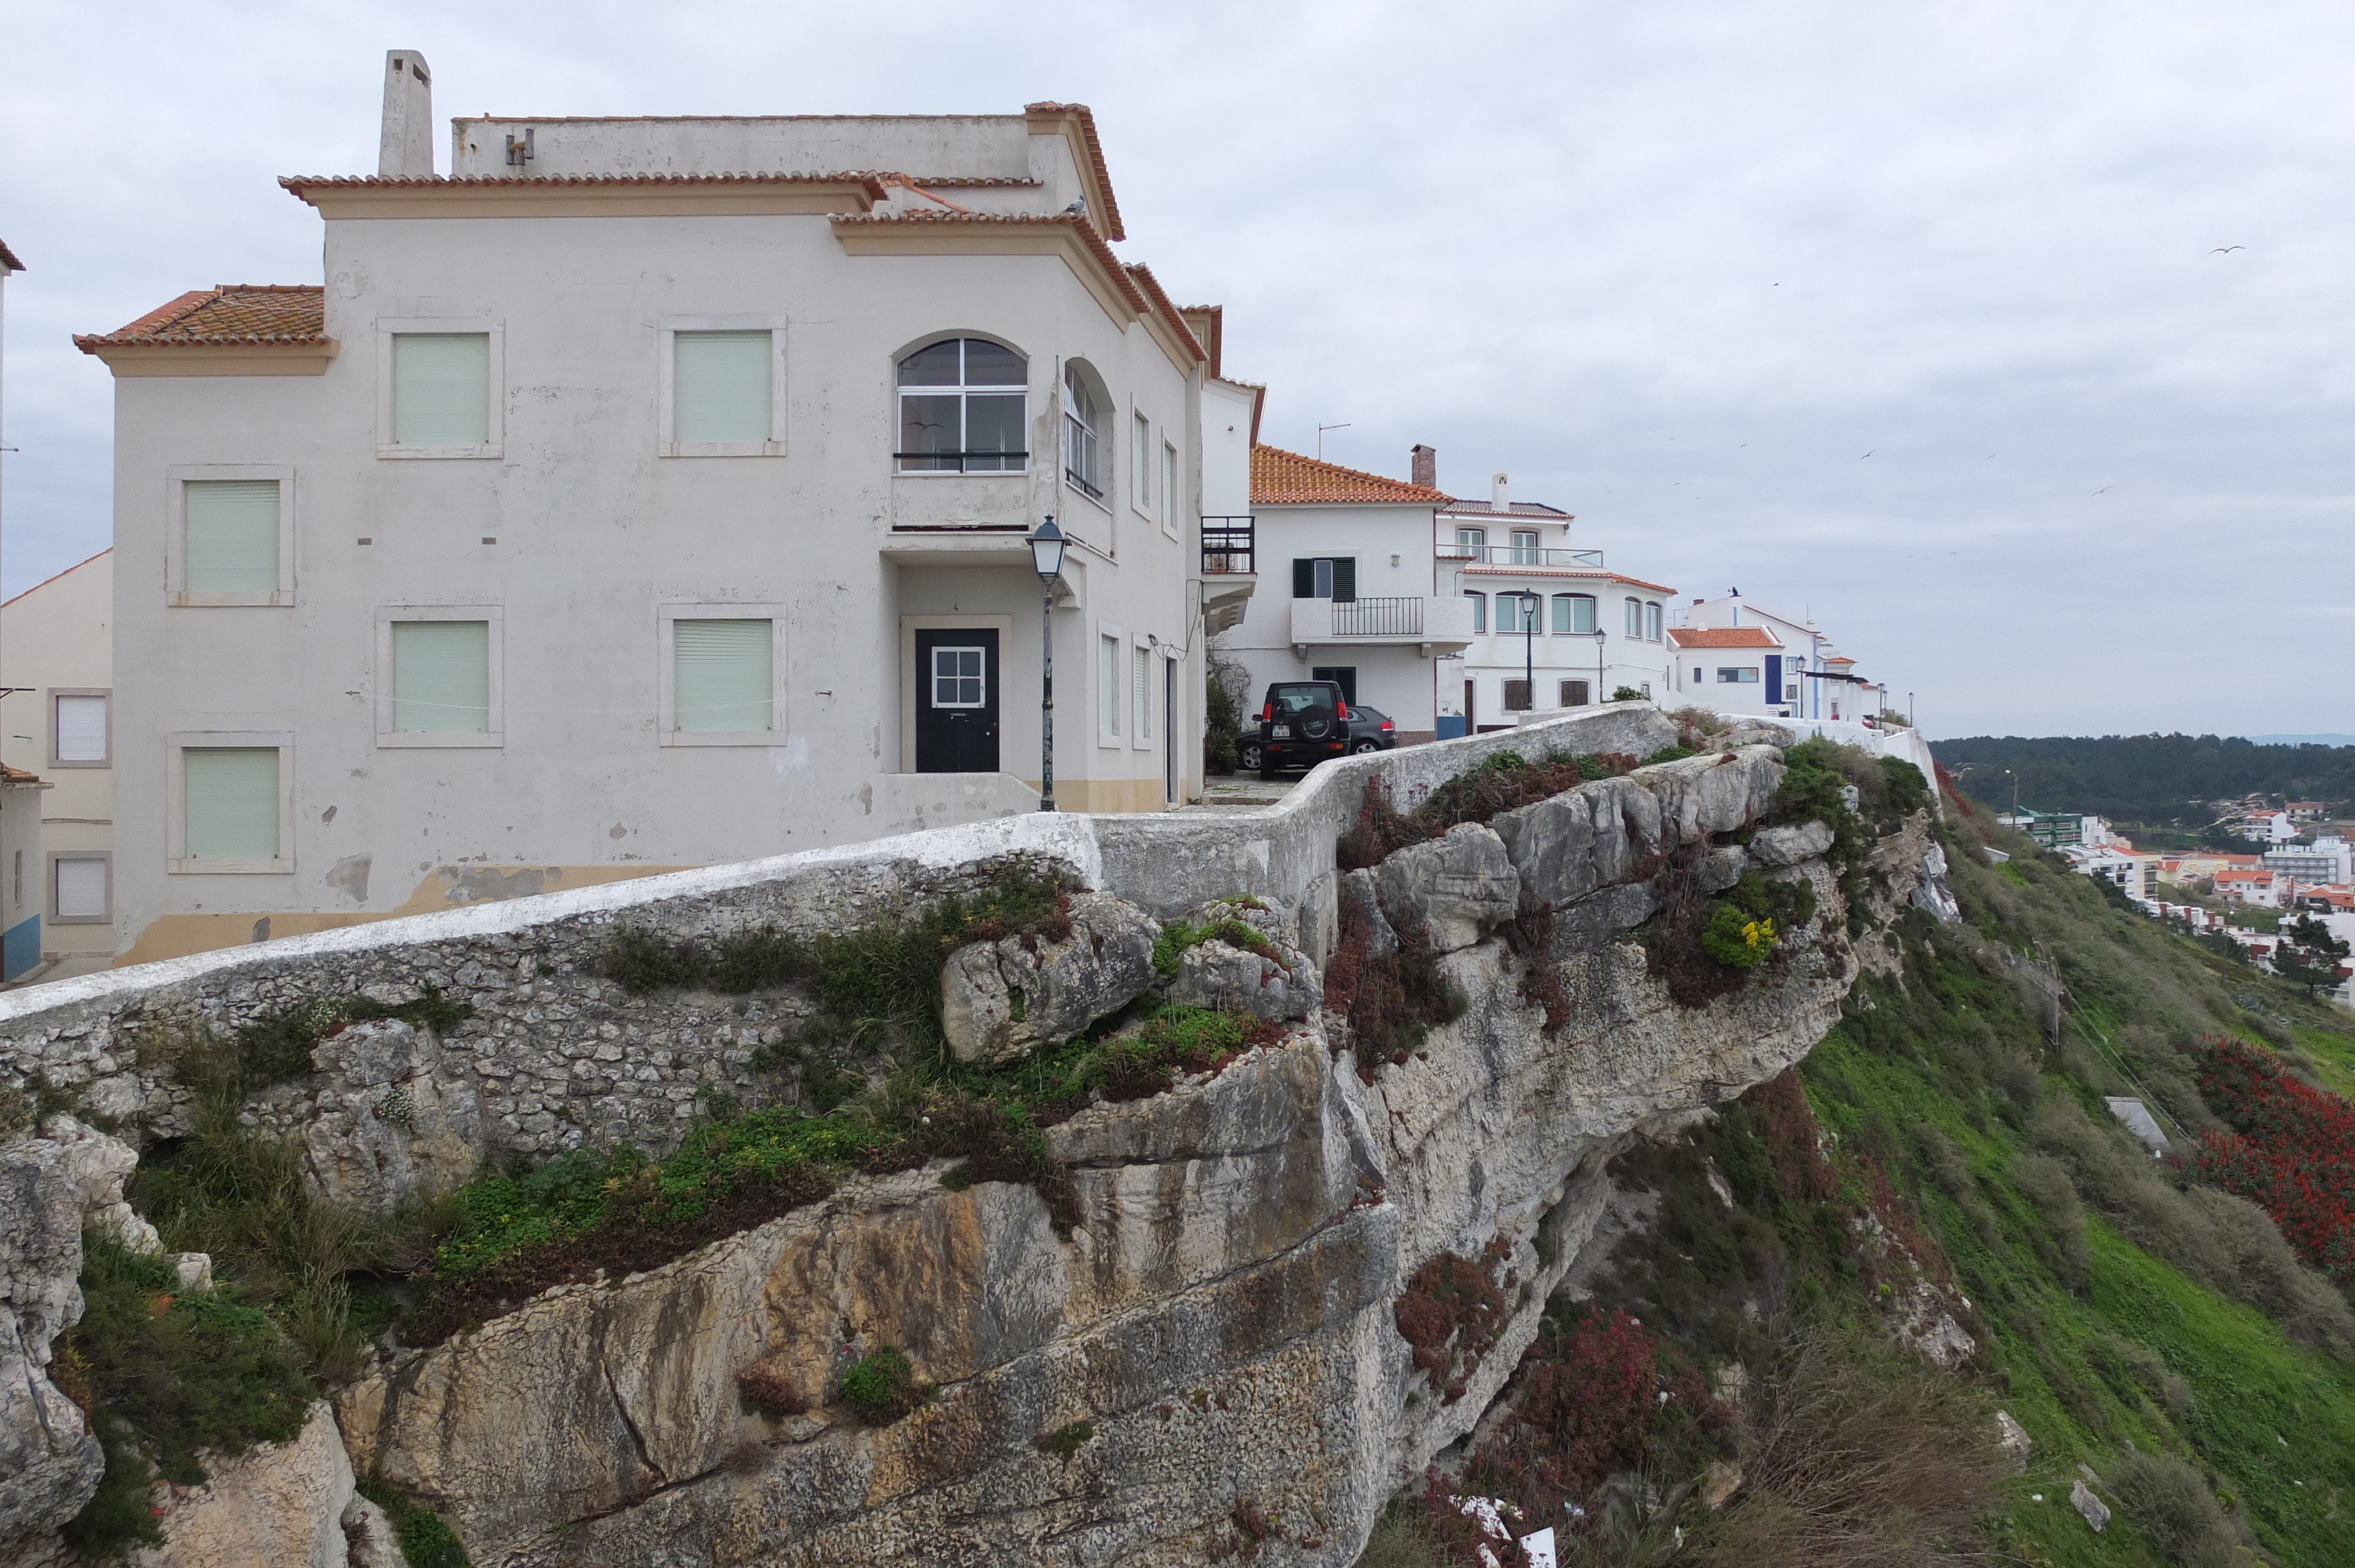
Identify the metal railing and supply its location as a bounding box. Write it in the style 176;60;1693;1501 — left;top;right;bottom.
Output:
1438;543;1606;569
893;450;1029;473
1064;466;1104;501
1202;515;1255;575
1331;596;1424;636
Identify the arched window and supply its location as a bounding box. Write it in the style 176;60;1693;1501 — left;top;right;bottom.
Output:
1064;363;1105;500
1644;600;1663;640
895;338;1027;473
1624;597;1643;637
1551;593;1596;634
1464;590;1487;633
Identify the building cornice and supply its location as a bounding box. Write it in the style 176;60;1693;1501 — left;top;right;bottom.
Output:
1022;102;1125;240
279;172;889;220
75;340;339;377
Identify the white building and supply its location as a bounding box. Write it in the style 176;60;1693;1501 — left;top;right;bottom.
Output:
1437;469;1677;734
1671;592;1886;722
2064;841;2157;901
1213;444;1468;743
2266;838;2351;885
0;552;115;971
77;52;1238;964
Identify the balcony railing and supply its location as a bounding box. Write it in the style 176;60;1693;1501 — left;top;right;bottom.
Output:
1202;515;1255;575
1331;596;1425;636
1439;543;1606;569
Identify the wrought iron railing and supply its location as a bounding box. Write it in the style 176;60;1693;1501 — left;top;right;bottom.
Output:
892;450;1029;473
1202;515;1255;575
1331;596;1424;636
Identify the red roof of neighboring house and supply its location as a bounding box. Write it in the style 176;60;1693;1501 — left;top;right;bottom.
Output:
0;238;22;272
1669;627;1780;650
1252;446;1450;506
2216;869;2274;883
2;765;42;786
75;285;324;349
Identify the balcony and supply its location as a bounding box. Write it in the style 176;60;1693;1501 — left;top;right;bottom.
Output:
1200;515;1256;635
1290;593;1475;653
1440;543;1606;570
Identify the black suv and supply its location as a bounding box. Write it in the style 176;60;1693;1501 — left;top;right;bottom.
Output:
1241;680;1352;779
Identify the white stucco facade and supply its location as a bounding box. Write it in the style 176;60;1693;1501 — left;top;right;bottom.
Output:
81;60;1232;962
0;552;114;961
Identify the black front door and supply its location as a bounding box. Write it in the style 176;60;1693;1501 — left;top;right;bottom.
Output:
916;629;1000;772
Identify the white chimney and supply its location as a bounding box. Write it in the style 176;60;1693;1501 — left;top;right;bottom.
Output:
379;51;434;178
1491;472;1510;510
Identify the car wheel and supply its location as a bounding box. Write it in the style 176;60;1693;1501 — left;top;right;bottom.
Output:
1239;740;1265;772
1351;740;1381;755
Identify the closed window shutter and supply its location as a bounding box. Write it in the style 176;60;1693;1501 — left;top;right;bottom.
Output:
1133;647;1151;738
55;859;105;919
184;748;280;860
675;620;772;732
1291;560;1313;597
393;333;490;446
393;621;492;732
1332;557;1356;603
674;331;772;444
54;696;107;762
184;480;280;593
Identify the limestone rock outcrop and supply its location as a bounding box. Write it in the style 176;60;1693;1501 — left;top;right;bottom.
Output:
1164;898;1322;1021
1374;823;1519;951
0;1132;105;1566
940;894;1159;1064
131;1400;356;1568
1748;819;1834;867
298;1019;487;1215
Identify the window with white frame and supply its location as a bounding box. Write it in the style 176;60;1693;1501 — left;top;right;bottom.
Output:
184;480;282;596
1624;597;1644;637
674;619;775;733
1133;411;1153;509
672;330;774;447
392;333;492;447
51;693;108;767
1160;441;1177;533
1465;590;1487;632
1511;529;1540;564
932;645;986;708
1455;526;1485;557
1133;645;1152;739
1716;667;1761;684
1099;634;1121;736
390;620;492;735
1645;600;1663;640
896;338;1026;472
1065;364;1106;500
51;853;108;923
1551;593;1596;635
181;746;283;865
1498;593;1538;634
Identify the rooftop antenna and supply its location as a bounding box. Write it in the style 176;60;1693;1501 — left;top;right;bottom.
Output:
1317;423;1351;461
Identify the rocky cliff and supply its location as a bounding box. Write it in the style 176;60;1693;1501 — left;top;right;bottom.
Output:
0;706;1947;1566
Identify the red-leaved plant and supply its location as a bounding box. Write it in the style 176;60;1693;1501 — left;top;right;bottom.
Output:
2193;1037;2355;1285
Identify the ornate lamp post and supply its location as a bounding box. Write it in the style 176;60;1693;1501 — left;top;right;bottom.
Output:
1508;590;1541;712
1592;628;1608;704
1028;517;1067;812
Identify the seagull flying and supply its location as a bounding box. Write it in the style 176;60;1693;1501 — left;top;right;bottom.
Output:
1860;450;1874;459
2093;486;2114;495
2211;245;2245;254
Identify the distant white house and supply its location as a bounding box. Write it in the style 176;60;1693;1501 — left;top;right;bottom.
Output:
2266;836;2353;886
1437;471;1677;735
0;550;115;972
1671;592;1888;722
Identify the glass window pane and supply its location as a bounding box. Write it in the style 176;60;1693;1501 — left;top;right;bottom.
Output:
899;393;962;469
675;619;772;732
1570;596;1596;634
897;339;962;386
932;647;986;708
1099;636;1119;735
961;339;1026;387
1162;444;1176;527
184;480;280;594
964;394;1025;467
392;333;490;446
184;748;279;860
1465;592;1485;632
55;858;107;920
392;620;491;733
54;696;108;762
674;330;771;444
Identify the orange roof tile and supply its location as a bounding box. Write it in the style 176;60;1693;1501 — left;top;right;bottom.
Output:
0;238;21;272
282;171;891;201
2;764;42;786
1668;627;1780;649
75;285;324;349
1123;264;1206;363
1252;446;1450;506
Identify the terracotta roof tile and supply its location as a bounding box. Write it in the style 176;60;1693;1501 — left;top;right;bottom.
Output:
2;764;43;786
1122;264;1205;362
1024;102;1124;241
1443;499;1573;518
75;285;324;350
0;238;21;273
1668;627;1780;649
283;171;890;201
1252;446;1450;506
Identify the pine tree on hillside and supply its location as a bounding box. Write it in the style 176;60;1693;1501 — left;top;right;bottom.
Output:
2274;914;2353;998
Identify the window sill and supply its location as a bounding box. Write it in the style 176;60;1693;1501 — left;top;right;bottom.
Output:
661;442;784;458
1096;735;1124;750
47;914;110;926
1064;477;1112;515
662;731;782;748
377;733;504;749
168;859;293;875
170;592;294;608
44;759;110;770
377;445;503;461
892;469;1030;480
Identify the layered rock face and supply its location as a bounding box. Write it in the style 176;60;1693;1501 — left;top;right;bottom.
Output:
327;743;1931;1566
0;710;1943;1566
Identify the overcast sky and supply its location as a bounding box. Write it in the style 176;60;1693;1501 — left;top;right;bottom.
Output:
4;0;2347;739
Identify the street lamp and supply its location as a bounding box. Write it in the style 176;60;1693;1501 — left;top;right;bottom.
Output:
1507;591;1541;713
1591;628;1607;705
1028;517;1067;812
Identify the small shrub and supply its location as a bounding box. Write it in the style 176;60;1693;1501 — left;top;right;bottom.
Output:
1036;1420;1095;1459
1325;902;1466;1079
2108;1451;2260;1568
355;1477;473;1568
1699;903;1777;969
737;1360;808;1420
1153;916;1283;978
1395;1242;1512;1403
1335;752;1637;872
838;1346;928;1423
1611;685;1646;702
